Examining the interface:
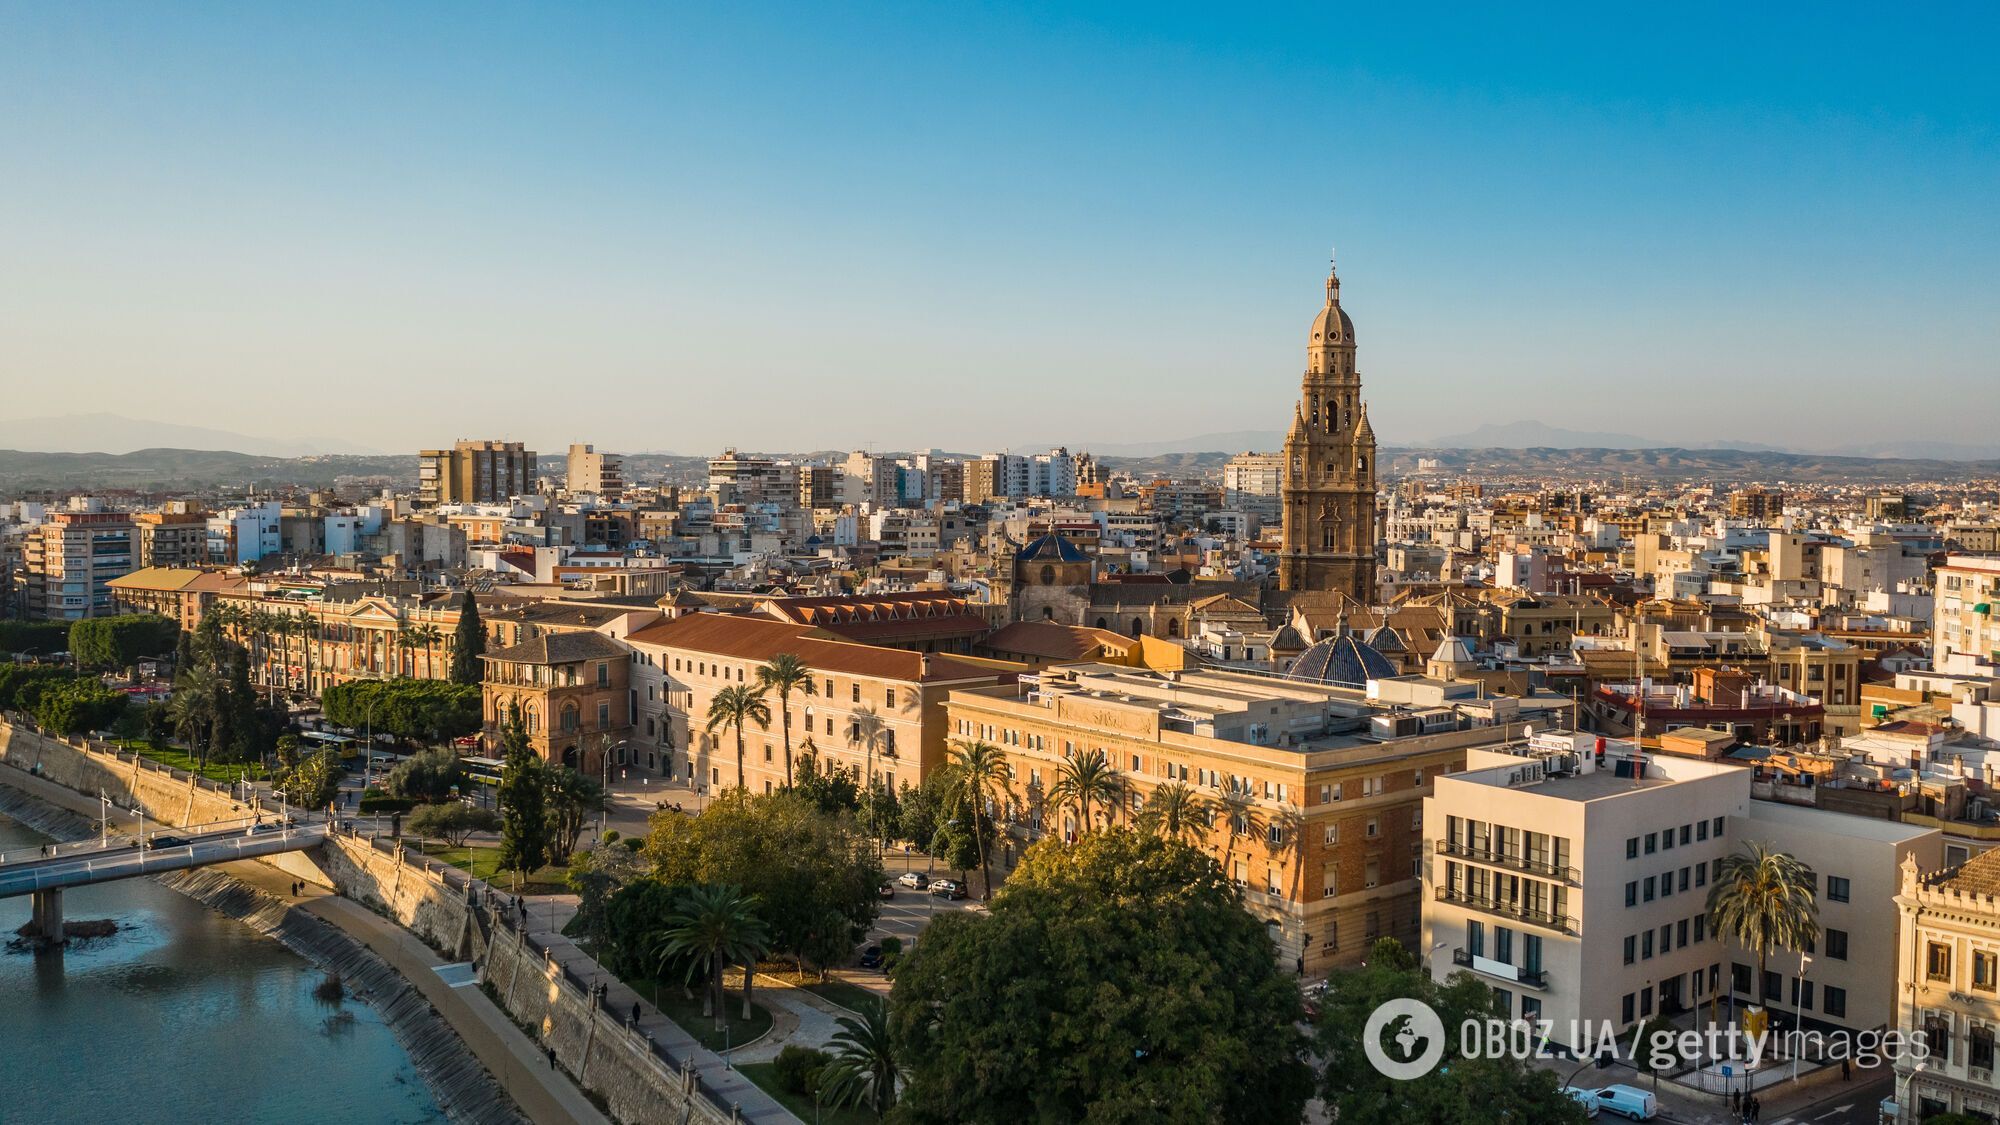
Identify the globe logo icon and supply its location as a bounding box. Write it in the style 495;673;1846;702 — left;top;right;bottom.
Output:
1362;997;1446;1080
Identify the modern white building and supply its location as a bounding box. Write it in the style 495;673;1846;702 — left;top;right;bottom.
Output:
1423;735;1938;1052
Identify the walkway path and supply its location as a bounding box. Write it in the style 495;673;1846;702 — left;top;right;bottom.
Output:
519;903;798;1122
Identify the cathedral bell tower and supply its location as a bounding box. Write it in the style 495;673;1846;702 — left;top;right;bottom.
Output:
1279;254;1379;601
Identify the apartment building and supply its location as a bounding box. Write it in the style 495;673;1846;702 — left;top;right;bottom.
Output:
624;612;1017;794
944;663;1577;976
1423;742;1937;1050
565;443;624;500
133;511;209;568
1894;849;2000;1123
20;511;135;620
1222;452;1285;522
419;440;538;506
1935;555;2000;677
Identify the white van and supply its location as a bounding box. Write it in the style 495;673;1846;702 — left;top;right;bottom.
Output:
1593;1085;1658;1120
1563;1087;1601;1117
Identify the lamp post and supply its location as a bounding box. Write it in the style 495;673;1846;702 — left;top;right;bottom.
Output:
1791;952;1812;1082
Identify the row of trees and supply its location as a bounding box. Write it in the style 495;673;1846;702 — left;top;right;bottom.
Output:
0;663;130;735
68;614;178;671
322;678;482;745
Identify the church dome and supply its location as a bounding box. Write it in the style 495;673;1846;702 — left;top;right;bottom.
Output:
1311;301;1354;346
1287;633;1396;687
1018;534;1087;563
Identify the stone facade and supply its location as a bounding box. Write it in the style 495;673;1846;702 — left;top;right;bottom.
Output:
1280;259;1379;602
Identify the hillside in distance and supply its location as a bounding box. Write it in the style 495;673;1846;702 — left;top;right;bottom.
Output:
0;448;411;493
1382;446;2000;484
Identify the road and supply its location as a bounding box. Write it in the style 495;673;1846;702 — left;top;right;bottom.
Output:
0;821;325;899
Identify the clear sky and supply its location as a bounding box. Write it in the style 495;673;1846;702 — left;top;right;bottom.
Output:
2;3;1995;456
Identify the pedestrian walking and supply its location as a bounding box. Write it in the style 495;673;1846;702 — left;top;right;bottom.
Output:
1729;1089;1740;1114
1842;1057;1851;1080
631;1000;641;1027
1750;1094;1761;1122
546;1046;556;1070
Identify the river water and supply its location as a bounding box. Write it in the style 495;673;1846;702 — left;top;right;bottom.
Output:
0;812;444;1123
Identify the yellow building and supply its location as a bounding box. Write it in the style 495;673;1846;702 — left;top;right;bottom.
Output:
944;659;1577;976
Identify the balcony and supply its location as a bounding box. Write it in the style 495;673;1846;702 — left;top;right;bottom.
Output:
1435;839;1578;884
1451;946;1550;989
1433;885;1575;934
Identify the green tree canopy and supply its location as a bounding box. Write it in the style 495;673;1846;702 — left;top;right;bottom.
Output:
32;677;130;735
385;747;465;803
496;706;552;873
407;801;502;847
0;620;71;656
274;748;345;811
641;789;882;974
322;678;481;744
68;615;179;671
1317;937;1589;1125
450;590;485;684
889;830;1313;1125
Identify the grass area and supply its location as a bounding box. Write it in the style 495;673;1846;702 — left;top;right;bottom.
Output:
130;740;266;786
758;968;883;1015
621;972;773;1054
413;840;570;893
736;1062;879;1125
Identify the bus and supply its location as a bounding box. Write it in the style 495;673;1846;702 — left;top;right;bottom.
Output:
299;730;360;760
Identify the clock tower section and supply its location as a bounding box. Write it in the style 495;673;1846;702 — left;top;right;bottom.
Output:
1279;258;1378;601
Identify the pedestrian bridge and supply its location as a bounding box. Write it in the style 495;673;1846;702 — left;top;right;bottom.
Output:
0;818;327;943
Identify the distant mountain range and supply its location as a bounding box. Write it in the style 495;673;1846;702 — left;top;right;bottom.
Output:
0;413;382;458
0;448;410;492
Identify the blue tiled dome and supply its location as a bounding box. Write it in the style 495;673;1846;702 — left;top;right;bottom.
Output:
1288;634;1396;687
1018;534;1087;563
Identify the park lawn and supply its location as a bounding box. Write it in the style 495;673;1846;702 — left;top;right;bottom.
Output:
758;968;882;1016
619;971;773;1055
736;1062;878;1125
132;740;265;786
413;840;569;893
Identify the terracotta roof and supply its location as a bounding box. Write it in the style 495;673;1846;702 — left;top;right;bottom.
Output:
108;566;208;592
978;621;1133;661
481;631;627;665
628;612;1012;684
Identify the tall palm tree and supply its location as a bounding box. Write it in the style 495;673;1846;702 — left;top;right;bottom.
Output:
947;739;1008;901
1137;780;1207;843
705;685;771;791
1049;748;1121;838
651;884;771;1030
852;707;890;837
1707;841;1820;1018
817;997;900;1119
168;667;220;769
394;625;422;678
408;623;444;680
295;613;322;696
754;652;813;789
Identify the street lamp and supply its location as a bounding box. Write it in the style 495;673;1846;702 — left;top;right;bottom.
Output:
1791;952;1812;1082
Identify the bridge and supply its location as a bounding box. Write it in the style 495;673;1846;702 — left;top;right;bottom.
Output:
0;816;327;943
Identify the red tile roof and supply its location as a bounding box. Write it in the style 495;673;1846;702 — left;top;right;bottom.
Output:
628;612;1013;684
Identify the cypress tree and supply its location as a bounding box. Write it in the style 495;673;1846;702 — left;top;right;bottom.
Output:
450;590;485;685
497;704;549;873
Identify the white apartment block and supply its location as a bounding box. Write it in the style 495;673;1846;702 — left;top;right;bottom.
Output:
1936;555;2000;677
1424;737;1937;1053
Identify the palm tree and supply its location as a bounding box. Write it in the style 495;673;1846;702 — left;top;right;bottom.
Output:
754;652;813;789
852;707;890;838
1049;748;1120;838
947;739;1008;901
705;685;771;791
296;613;322;695
168;668;219;769
1137;780;1207;843
651;884;771;1030
408;623;444;680
1707;841;1820;1022
394;626;421;678
817;997;900;1119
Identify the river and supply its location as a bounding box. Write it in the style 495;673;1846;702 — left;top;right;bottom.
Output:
0;811;444;1123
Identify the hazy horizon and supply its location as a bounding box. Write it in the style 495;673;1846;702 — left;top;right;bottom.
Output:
4;5;1995;454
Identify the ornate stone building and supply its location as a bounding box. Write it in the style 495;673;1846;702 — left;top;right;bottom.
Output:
1280;258;1378;602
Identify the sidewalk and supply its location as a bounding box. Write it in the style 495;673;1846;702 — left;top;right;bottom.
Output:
518;891;799;1123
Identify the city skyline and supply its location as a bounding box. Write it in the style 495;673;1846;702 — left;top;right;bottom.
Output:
4;5;1996;454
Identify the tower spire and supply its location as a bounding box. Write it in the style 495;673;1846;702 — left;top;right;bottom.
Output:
1326;246;1340;304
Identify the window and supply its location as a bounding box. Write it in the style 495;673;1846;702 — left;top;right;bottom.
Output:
1324;823;1338;845
1827;876;1851;903
1695;864;1706;889
596;662;610;687
1695;915;1706;943
1642;931;1654;959
1930;942;1955;982
1763;970;1782;1001
1624;935;1636;965
1793;979;1814;1011
1697;820;1709;841
1711;816;1724;836
1679;867;1690;893
1661;829;1674;851
1677;919;1689;948
886;688;896;708
1467;920;1484;958
1625;881;1638;907
1622;993;1636;1024
1644;833;1657;854
1732;963;1752;995
1679;825;1692;846
1659;923;1672;952
1366;818;1379;838
597;701;610;729
1826;929;1849;961
1660;869;1674;898
1977;950;1998;991
1627;837;1639;859
1643;876;1655;902
1975;1026;1997;1072
1823;986;1846;1018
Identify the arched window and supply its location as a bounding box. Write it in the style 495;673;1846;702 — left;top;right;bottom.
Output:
1167;619;1182;638
1095;617;1109;629
560;702;580;733
1042;607;1054;620
1357;456;1368;476
1040;564;1056;586
1131;618;1144;637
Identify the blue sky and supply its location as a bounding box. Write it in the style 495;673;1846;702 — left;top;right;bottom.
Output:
2;3;1994;455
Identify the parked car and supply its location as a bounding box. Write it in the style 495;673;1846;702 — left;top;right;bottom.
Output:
149;834;189;848
928;878;968;900
1563;1087;1601;1118
896;871;927;889
858;944;883;969
1592;1085;1657;1120
878;880;897;900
